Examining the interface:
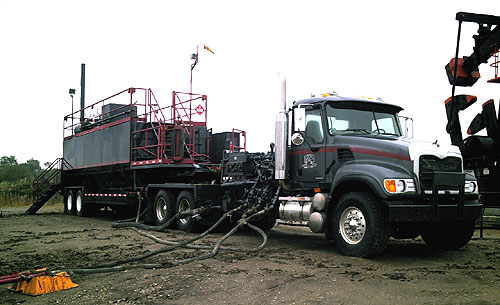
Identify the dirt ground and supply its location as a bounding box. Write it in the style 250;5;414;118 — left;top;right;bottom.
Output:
0;205;499;305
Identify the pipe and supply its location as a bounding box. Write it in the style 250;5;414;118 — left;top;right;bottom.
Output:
80;63;85;123
275;74;287;180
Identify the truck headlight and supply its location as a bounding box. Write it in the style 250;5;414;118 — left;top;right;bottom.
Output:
384;179;415;194
465;181;478;194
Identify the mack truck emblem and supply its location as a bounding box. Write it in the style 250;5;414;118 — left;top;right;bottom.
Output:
302;154;317;169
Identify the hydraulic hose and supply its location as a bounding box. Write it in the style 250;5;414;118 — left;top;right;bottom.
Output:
69;209;268;274
68;206;243;274
69;153;279;275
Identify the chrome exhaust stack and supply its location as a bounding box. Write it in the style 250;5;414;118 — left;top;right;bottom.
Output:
275;74;287;180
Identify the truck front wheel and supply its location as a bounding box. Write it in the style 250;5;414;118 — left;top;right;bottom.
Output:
332;192;390;257
421;220;475;250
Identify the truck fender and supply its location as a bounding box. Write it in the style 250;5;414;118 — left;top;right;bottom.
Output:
329;160;413;200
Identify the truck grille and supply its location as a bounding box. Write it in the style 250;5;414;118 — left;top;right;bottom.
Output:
419;155;462;189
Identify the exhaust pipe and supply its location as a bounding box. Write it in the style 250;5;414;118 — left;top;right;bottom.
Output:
275;74;287;180
80;63;85;123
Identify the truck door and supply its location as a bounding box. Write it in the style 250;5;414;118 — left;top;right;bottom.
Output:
290;107;326;186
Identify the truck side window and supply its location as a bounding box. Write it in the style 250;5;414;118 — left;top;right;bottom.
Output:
305;110;324;143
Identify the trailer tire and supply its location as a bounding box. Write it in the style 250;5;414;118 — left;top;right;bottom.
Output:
151;190;175;226
421;220;475;250
332;192;389;257
75;190;88;217
65;190;75;215
176;190;201;232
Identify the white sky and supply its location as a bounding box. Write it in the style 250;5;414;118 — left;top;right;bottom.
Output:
1;0;499;164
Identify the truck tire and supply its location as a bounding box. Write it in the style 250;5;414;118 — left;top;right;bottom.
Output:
65;190;75;215
421;220;475;250
151;190;175;226
332;192;390;257
176;190;200;232
75;190;88;217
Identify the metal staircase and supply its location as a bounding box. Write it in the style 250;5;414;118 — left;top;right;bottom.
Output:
26;158;72;215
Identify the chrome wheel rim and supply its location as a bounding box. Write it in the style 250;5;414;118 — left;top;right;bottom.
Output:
178;198;190;225
339;206;366;245
155;197;167;222
66;193;73;211
76;193;82;212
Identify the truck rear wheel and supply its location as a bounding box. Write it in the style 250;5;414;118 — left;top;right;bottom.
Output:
75;190;87;217
65;190;75;215
421;220;475;250
152;190;175;226
176;190;201;232
332;192;389;257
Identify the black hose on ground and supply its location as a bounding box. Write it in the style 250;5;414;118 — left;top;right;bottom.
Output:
69;154;279;275
68;206;244;274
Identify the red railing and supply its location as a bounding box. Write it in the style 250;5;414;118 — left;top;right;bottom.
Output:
63;87;243;165
171;91;209;160
231;128;247;152
63;88;167;138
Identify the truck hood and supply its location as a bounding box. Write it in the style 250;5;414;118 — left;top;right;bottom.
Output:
334;135;461;162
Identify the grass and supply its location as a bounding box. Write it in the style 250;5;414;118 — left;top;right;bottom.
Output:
0;194;63;207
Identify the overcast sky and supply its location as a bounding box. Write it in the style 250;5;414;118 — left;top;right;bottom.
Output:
1;0;499;164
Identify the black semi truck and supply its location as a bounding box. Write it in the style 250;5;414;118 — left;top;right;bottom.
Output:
30;77;482;257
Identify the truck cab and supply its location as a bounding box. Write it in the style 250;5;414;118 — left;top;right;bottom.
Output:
277;94;482;257
290;96;405;189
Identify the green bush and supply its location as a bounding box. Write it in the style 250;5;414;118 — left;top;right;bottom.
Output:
0;156;60;206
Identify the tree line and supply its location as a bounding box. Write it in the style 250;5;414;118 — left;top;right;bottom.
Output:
0;156;53;206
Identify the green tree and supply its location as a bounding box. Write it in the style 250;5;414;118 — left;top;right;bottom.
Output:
0;156;46;206
0;156;42;182
0;156;17;167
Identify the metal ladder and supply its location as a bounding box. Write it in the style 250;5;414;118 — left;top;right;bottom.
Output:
26;158;72;215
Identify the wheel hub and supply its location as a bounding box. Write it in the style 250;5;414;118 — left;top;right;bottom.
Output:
340;207;366;245
178;199;190;225
76;195;82;212
66;194;73;211
156;198;167;221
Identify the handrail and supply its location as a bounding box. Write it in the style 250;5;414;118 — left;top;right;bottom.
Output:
63;87;212;165
32;158;72;204
231;128;247;152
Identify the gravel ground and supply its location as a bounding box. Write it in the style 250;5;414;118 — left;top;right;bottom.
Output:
0;205;499;305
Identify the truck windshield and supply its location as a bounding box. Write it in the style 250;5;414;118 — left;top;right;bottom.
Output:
325;103;402;136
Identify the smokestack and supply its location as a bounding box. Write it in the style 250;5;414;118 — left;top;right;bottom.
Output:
80;63;85;123
275;74;287;180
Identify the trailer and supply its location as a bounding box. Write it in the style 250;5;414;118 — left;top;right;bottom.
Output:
28;68;482;257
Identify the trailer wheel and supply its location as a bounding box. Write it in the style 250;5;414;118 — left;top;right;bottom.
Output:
421;220;475;250
176;190;200;232
152;190;175;226
332;192;389;257
75;190;88;217
65;190;75;215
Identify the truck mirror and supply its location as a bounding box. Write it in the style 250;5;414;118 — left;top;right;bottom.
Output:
399;116;413;138
291;132;304;145
294;107;306;131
